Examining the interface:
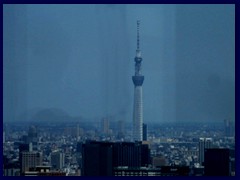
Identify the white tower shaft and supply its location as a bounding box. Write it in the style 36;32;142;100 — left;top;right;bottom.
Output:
132;20;144;141
133;86;143;141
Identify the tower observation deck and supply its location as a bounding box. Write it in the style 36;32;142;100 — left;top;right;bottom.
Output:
132;20;144;141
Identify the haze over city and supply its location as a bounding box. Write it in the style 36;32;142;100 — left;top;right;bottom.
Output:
3;4;236;177
4;4;235;124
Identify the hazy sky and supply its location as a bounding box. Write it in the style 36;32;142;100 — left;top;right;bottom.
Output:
3;4;235;123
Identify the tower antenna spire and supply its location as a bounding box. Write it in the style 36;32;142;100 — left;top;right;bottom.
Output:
137;20;140;50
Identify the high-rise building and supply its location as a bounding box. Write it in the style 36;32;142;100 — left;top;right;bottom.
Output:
51;151;65;170
117;120;125;139
19;143;32;153
112;142;142;168
224;119;234;137
204;148;230;176
132;20;144;141
28;125;38;141
204;138;213;149
76;123;80;138
76;142;83;169
82;141;150;176
82;141;113;176
199;138;213;166
28;125;38;150
101;118;110;135
3;131;5;143
141;143;150;167
142;123;147;141
3;155;20;176
20;151;42;174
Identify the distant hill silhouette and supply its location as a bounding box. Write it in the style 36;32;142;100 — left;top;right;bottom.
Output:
31;108;71;122
16;108;85;123
15;108;113;124
17;107;43;122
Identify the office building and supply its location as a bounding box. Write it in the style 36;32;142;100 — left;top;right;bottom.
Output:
142;123;147;141
20;151;42;174
101;118;110;135
76;142;83;168
199;138;213;165
3;156;20;176
117;120;125;139
82;141;150;176
224;119;234;137
112;142;142;168
28;125;38;150
19;143;32;153
51;151;65;170
3;131;5;143
204;148;230;176
82;141;113;176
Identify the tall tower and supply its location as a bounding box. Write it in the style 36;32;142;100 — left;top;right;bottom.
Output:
199;137;213;166
132;20;144;141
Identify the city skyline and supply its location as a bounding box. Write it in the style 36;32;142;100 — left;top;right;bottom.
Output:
3;4;235;124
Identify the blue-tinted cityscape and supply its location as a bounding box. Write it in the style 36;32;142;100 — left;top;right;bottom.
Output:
3;4;235;176
3;119;235;176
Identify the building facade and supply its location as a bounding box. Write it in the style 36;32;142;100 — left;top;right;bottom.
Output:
204;148;230;176
101;118;110;135
82;141;113;176
51;151;65;170
142;123;147;141
199;138;213;165
20;151;42;174
82;141;150;176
